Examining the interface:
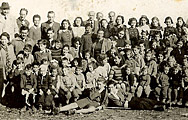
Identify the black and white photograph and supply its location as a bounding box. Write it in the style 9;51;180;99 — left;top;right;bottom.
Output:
0;0;188;119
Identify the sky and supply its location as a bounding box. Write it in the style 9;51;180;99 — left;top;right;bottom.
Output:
1;0;188;27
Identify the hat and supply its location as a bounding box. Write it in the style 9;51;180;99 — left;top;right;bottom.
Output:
0;2;10;9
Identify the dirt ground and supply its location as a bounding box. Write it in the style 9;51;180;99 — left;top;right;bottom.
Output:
1;106;188;120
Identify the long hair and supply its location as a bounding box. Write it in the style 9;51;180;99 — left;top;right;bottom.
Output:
61;19;72;30
73;17;84;27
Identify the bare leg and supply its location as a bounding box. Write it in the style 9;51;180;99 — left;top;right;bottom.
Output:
59;103;78;112
75;106;96;114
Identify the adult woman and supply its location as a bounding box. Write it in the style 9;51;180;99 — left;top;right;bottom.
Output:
58;19;73;47
72;17;85;38
92;29;111;59
0;32;16;80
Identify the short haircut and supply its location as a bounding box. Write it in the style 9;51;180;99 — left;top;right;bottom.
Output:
48;11;55;15
20;8;28;15
0;32;10;41
85;23;92;28
107;80;116;87
47;28;54;33
108;11;115;16
38;39;47;45
33;14;41;21
20;26;29;32
63;44;70;49
25;64;32;70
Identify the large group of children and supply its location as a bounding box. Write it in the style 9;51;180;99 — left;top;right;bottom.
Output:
0;2;188;115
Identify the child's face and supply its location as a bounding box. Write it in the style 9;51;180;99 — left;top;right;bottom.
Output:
125;51;132;59
133;48;139;55
158;54;164;62
146;53;151;61
17;63;23;69
74;41;80;48
111;40;117;47
125;44;131;49
174;68;179;74
97;30;104;39
116;17;123;25
62;60;68;67
141;32;147;38
0;35;9;46
131;20;137;27
168;58;174;67
47;30;54;39
88;64;94;71
97;81;105;89
73;60;78;66
55;42;61;49
85;52;90;60
43;60;48;65
75;18;82;26
155;34;160;41
164;67;169;74
125;68;131;75
118;31;125;39
114;56;121;65
143;69;147;75
40;68;47;76
177;19;183;26
25;69;32;76
177;41;183;49
139;43;145;51
152;42;157;49
165;19;172;27
76;68;82;74
33;17;40;27
183;58;188;66
85;26;92;34
152;19;159;27
141;18;147;25
39;44;46;51
108;84;116;93
62;68;69;76
63;47;69;54
20;30;29;39
33;65;39;72
51;69;58;77
103;58;108;64
62;21;69;29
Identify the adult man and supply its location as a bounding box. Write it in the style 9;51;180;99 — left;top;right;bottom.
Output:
12;26;34;55
41;11;60;40
107;11;116;36
84;11;99;34
16;8;30;31
0;2;19;40
96;12;103;28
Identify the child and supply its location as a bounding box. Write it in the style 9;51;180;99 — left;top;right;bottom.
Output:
28;14;41;44
50;40;63;63
182;68;188;106
145;51;158;89
34;39;52;64
20;64;37;112
138;41;146;58
140;30;149;50
22;44;34;66
85;62;97;89
70;37;82;59
74;66;86;101
149;17;163;40
170;65;182;105
124;49;137;74
138;15;150;37
37;65;51;111
163;16;177;38
155;65;170;103
58;19;73;47
176;17;186;40
58;67;77;104
132;45;145;75
62;44;73;63
128;17;139;46
136;67;151;98
123;66;137;95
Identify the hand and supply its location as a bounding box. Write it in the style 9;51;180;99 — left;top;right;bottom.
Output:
177;87;180;90
11;86;14;92
158;84;161;87
29;88;34;93
39;89;43;95
54;94;59;98
47;89;51;95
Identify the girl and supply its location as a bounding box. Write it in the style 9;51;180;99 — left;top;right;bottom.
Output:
138;15;150;37
149;17;163;40
176;17;186;40
128;17;139;46
70;37;82;59
163;16;177;38
85;62;97;89
58;19;73;47
72;17;85;38
114;15;129;40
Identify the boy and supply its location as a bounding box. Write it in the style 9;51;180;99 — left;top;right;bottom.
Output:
29;14;41;44
62;44;73;63
155;65;170;103
20;64;37;112
34;39;52;64
54;77;108;115
58;67;78;104
136;67;151;98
